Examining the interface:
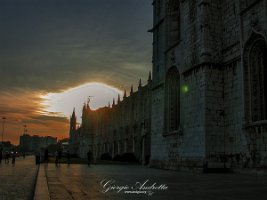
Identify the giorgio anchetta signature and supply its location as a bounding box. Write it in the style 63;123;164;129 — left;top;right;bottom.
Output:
100;179;168;196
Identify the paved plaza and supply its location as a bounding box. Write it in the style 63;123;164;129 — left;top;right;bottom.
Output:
34;163;267;200
0;156;38;200
1;157;267;200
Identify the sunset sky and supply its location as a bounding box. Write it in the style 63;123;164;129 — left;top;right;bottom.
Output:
0;0;152;144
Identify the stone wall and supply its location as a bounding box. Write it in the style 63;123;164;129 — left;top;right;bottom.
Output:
150;0;267;170
70;0;267;170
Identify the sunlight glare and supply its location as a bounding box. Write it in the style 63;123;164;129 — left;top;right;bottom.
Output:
41;82;123;122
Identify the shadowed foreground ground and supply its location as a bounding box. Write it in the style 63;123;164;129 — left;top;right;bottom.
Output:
1;157;267;200
35;163;267;200
0;156;38;200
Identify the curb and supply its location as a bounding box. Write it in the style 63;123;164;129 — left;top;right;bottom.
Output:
30;163;40;200
33;164;50;200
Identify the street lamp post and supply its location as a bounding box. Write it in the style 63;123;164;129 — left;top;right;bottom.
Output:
2;117;6;149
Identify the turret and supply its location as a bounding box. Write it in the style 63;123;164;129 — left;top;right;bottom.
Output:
117;94;121;104
130;85;133;95
138;78;142;90
82;102;86;113
123;89;127;99
148;71;152;83
70;108;77;131
86;101;91;110
112;98;115;106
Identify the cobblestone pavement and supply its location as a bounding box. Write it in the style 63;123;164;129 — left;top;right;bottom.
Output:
0;156;38;200
41;163;267;200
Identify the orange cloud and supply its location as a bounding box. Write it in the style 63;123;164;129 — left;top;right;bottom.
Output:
0;89;69;145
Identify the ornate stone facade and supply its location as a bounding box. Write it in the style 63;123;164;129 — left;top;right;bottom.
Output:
70;0;267;170
69;76;152;164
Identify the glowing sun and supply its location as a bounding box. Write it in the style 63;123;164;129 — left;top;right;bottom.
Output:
41;82;123;122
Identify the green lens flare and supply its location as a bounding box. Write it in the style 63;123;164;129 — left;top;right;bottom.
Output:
181;85;189;93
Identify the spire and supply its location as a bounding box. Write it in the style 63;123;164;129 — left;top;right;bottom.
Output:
148;71;152;83
86;96;93;110
70;108;77;131
112;98;115;106
83;102;86;112
123;89;127;99
130;85;133;94
71;108;76;118
138;78;142;90
117;94;121;103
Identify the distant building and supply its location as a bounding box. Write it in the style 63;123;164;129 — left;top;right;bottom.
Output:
19;134;57;152
58;138;69;153
1;141;15;152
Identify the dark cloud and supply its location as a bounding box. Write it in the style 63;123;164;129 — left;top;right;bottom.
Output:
0;0;152;92
0;0;152;144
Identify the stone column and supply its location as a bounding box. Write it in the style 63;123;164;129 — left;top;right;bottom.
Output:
107;143;110;154
124;140;127;153
142;137;145;165
112;142;115;158
118;141;120;155
132;138;135;153
199;0;212;60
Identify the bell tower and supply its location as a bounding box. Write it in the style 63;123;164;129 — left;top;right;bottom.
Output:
70;108;77;132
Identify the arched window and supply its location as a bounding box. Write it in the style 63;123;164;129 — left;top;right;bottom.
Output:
166;0;180;49
165;67;180;134
248;38;267;121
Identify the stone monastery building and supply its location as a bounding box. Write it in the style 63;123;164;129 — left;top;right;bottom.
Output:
70;0;267;170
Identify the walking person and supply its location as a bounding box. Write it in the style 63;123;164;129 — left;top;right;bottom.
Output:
5;152;9;164
12;151;16;165
58;149;62;165
35;151;40;165
87;150;92;166
44;148;49;163
66;150;71;165
55;150;58;166
0;149;2;164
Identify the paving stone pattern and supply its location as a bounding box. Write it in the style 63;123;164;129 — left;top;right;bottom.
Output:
43;163;267;200
0;156;38;200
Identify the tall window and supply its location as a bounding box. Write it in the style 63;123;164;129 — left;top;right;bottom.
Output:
249;38;267;121
165;67;180;134
166;0;180;49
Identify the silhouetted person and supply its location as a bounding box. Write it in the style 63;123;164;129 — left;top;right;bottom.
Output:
12;151;16;165
35;151;40;165
67;150;71;165
58;149;62;165
5;152;9;164
55;150;58;166
44;148;49;163
87;150;92;166
0;149;2;164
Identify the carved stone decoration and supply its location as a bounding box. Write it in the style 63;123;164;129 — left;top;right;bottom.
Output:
249;11;259;28
170;50;176;65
